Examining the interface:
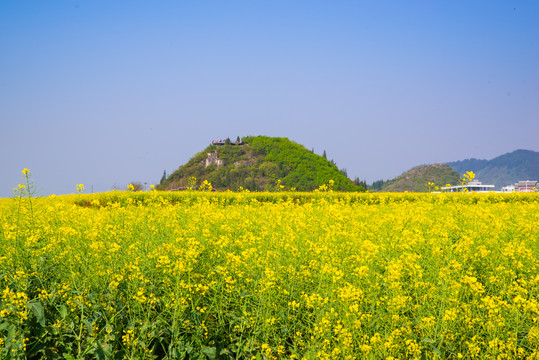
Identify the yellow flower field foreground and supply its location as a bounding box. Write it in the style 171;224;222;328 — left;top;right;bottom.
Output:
1;191;539;359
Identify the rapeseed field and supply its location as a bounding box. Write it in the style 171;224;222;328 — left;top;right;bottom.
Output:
1;186;539;359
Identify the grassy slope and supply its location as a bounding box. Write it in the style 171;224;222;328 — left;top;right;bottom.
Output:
160;136;364;192
381;164;461;192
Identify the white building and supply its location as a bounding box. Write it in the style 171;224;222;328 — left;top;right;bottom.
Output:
441;180;495;193
501;185;516;193
514;180;538;192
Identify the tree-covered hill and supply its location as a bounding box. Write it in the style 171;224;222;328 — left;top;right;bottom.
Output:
370;164;461;192
447;149;539;188
159;136;365;191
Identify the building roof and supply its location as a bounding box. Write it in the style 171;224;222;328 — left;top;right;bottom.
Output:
515;180;537;187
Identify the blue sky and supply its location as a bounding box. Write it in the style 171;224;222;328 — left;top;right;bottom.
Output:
1;1;538;196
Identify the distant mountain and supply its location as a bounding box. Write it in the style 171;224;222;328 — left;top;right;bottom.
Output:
159;136;365;192
371;164;461;192
446;149;539;189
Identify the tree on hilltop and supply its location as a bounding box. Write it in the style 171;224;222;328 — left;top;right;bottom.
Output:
160;170;167;184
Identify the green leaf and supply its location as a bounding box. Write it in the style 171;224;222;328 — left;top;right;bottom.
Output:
0;321;9;331
201;346;217;359
59;304;68;318
27;300;45;327
95;342;106;360
85;319;93;334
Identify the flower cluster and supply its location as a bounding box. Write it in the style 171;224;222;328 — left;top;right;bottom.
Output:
0;191;538;358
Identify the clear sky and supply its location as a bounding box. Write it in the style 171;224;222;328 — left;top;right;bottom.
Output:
1;1;538;197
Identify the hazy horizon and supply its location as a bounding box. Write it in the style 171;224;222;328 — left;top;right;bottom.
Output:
2;1;538;197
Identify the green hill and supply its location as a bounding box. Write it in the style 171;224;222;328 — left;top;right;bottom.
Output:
371;164;461;192
447;149;539;188
159;136;365;192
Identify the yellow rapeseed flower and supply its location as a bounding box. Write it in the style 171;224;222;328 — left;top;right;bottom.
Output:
1;189;538;358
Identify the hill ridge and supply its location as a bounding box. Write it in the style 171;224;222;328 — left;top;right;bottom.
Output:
372;163;460;192
446;149;539;188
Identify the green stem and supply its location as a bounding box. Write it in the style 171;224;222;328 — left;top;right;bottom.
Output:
25;173;34;227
